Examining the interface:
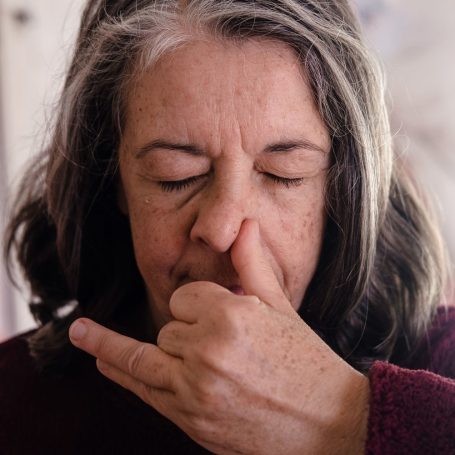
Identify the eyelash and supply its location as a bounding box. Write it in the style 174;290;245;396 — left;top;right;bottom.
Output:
158;173;304;192
159;175;206;192
263;173;305;188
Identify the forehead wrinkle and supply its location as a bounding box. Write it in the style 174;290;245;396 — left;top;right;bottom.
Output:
122;37;328;160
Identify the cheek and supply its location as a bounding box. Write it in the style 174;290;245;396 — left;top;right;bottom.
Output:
128;204;187;298
273;190;326;309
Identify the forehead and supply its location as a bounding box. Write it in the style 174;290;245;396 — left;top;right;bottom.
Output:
122;38;329;153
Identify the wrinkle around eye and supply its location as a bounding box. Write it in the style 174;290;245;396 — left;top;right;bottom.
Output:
134;165;211;183
256;150;330;178
137;149;211;174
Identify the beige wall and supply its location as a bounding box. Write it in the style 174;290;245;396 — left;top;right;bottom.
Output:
358;0;455;262
0;0;84;339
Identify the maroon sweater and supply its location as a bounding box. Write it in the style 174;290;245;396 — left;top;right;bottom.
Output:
0;307;454;454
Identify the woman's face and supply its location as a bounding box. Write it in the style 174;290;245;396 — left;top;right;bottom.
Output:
118;39;330;328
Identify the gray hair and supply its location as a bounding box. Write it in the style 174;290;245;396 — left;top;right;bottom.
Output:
6;0;446;371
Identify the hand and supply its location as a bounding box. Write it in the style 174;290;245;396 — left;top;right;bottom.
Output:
69;220;370;454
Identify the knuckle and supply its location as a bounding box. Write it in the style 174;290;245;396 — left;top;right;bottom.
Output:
214;300;250;333
194;382;220;409
183;409;217;440
126;343;147;375
173;281;226;301
244;294;262;306
195;341;232;376
169;289;184;314
172;281;202;299
186;414;209;437
94;333;112;358
157;320;183;348
156;323;172;347
156;333;165;349
137;382;155;405
169;282;206;314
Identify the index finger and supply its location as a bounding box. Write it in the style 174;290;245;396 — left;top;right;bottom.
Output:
231;219;292;313
69;318;179;391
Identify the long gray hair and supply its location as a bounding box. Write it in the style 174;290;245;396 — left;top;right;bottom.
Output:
5;0;447;371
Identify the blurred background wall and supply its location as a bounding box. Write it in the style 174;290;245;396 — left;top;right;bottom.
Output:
0;0;84;340
0;0;454;340
355;0;455;257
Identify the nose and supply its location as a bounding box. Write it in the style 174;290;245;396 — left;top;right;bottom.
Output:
189;175;255;253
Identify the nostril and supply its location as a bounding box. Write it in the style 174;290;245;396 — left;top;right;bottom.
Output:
190;217;243;253
189;190;249;253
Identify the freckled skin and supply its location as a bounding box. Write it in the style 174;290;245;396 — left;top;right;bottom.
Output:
72;44;369;451
118;38;331;329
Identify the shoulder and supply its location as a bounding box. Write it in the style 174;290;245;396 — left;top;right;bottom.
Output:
0;330;205;453
0;330;100;451
0;329;36;355
429;305;455;335
365;307;455;452
0;327;104;408
0;330;40;390
413;305;455;377
0;329;48;401
0;330;46;449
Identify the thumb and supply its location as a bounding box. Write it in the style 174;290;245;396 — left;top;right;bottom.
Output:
230;219;292;312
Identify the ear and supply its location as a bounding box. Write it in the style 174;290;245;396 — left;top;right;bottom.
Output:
117;180;129;215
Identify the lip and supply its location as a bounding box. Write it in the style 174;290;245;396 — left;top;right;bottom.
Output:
228;285;245;295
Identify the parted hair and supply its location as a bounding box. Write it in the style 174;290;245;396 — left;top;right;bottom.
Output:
4;0;447;372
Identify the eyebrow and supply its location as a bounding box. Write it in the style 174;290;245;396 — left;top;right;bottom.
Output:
263;140;327;155
135;140;204;158
134;138;327;159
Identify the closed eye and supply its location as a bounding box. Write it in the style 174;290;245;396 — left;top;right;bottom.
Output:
158;172;304;192
264;173;304;188
158;174;208;192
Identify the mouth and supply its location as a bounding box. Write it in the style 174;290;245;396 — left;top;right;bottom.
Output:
227;285;245;295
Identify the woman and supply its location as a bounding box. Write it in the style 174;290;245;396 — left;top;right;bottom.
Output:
1;0;454;453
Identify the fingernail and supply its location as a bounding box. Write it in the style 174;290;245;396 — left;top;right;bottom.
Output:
69;320;87;341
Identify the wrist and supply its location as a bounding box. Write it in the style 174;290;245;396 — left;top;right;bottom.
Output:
327;367;370;455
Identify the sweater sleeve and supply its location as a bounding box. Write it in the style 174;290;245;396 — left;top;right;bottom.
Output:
366;362;455;454
365;307;455;454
